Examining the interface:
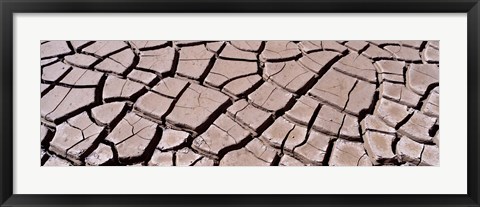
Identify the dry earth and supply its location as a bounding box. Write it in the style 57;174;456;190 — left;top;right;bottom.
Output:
40;40;439;166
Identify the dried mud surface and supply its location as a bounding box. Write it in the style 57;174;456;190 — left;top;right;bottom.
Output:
40;40;439;166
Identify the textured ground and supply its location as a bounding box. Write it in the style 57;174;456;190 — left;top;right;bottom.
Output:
40;40;439;166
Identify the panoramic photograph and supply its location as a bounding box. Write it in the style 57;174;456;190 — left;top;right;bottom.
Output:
40;40;439;166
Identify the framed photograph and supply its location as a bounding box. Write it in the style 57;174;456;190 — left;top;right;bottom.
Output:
1;0;479;206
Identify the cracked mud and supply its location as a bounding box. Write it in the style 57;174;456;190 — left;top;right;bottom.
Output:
40;40;439;166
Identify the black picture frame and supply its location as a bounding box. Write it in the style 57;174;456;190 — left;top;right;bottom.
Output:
1;0;479;206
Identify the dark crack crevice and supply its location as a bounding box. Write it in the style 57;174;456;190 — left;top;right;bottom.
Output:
358;90;380;123
270;153;282;166
395;111;415;130
414;82;439;111
321;139;336;166
342;80;358;112
292;103;322;152
391;133;400;156
279;126;296;156
428;124;439;137
416;145;426;166
118;126;163;165
40;40;440;167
